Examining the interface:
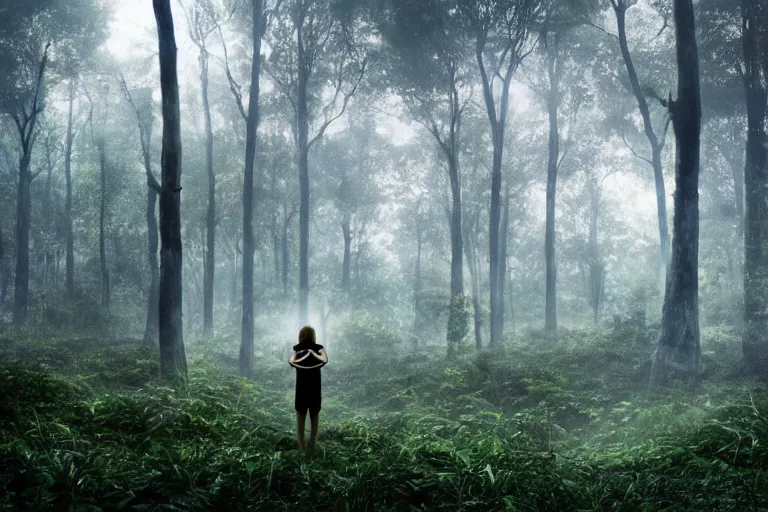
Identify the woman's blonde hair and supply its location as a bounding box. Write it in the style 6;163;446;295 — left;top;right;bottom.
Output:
298;326;316;345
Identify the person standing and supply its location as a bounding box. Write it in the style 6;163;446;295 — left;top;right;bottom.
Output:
289;326;328;452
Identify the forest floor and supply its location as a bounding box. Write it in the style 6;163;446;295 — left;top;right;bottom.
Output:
0;325;766;511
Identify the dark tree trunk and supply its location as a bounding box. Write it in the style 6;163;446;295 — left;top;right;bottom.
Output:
474;22;522;348
154;0;187;381
544;33;560;337
65;82;75;297
446;151;465;355
144;185;160;344
240;0;263;379
13;157;31;327
499;182;510;336
741;0;768;378
43;137;54;295
615;2;670;277
649;0;701;388
13;144;35;326
341;218;351;292
201;46;215;335
11;46;48;327
0;227;7;313
98;132;110;312
297;25;310;325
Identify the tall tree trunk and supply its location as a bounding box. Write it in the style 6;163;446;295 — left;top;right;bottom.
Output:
741;0;768;379
341;217;351;292
463;216;482;350
413;208;423;344
65;82;75;297
11;46;48;327
0;227;7;314
43;137;54;296
614;2;670;278
98;134;110;312
144;185;160;344
649;0;701;388
730;158;745;226
473;19;525;347
297;23;310;326
446;151;465;355
272;218;280;284
499;182;510;336
588;179;605;324
13;155;32;327
544;33;560;337
239;0;263;379
154;0;187;381
201;46;215;335
282;217;290;298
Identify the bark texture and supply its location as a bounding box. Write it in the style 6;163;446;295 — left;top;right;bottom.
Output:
741;0;768;378
649;0;701;388
154;0;187;381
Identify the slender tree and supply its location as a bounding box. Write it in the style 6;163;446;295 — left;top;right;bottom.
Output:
649;0;702;388
459;0;540;347
240;0;265;379
64;81;76;297
610;0;673;283
183;0;218;334
266;0;367;324
119;76;161;344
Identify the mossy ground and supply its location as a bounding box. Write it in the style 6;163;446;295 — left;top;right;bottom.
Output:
0;327;766;511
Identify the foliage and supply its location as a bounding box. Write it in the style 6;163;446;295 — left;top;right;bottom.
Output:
2;330;765;510
334;312;403;353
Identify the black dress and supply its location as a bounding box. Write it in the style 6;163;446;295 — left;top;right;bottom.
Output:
292;343;324;416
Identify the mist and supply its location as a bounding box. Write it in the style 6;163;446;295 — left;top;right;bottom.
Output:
0;0;766;510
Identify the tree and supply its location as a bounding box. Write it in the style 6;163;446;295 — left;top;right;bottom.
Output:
649;0;701;388
239;0;266;379
610;0;673;283
459;0;540;347
119;75;161;344
377;0;472;355
0;0;107;325
153;0;187;381
265;0;367;324
740;0;768;379
183;0;220;334
85;82;112;312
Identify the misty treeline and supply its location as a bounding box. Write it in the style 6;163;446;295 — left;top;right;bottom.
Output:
0;0;765;384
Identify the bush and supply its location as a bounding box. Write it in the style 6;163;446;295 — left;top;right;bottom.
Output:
334;313;403;354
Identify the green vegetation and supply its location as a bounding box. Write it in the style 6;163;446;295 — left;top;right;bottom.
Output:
0;328;766;511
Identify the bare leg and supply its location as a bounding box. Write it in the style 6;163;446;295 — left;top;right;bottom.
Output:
308;412;319;451
296;411;307;452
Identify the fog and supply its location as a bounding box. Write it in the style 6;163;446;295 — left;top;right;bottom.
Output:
1;0;766;509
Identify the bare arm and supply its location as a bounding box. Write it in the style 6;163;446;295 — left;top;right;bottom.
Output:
292;349;328;369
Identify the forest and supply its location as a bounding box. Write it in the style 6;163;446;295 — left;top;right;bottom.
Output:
0;0;767;509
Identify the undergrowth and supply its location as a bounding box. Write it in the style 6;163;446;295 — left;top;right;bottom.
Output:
0;327;766;511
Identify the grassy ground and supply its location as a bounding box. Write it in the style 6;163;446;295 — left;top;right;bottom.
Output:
0;327;766;511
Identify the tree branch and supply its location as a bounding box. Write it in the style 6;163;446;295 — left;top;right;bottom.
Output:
621;130;653;167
